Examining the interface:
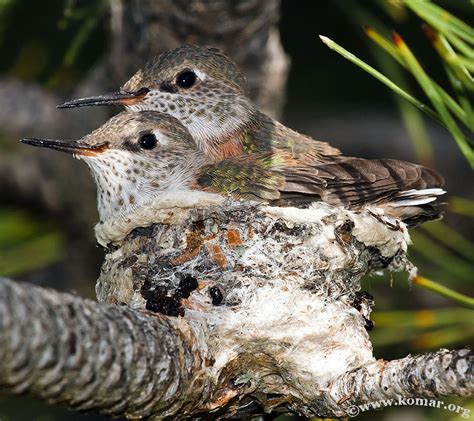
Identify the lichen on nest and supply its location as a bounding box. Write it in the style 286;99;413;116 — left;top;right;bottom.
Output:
95;197;411;313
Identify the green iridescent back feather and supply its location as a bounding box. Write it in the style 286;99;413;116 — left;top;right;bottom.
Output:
197;153;286;201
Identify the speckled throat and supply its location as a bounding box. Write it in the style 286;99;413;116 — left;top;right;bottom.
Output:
81;148;209;222
126;90;255;160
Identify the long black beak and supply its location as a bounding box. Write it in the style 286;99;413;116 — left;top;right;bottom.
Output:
57;88;150;109
21;138;108;156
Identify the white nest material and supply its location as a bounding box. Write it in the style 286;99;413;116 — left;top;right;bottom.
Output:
95;191;225;246
265;203;411;258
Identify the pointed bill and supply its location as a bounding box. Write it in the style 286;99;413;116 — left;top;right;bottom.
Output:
57;88;150;109
21;138;108;156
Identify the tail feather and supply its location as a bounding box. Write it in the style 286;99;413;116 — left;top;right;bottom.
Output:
391;188;446;207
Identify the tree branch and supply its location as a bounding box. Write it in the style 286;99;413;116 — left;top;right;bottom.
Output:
328;349;472;417
0;277;202;418
1;275;471;418
0;61;112;140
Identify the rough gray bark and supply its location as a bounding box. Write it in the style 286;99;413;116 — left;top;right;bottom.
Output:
0;277;201;418
1;200;471;418
331;349;473;411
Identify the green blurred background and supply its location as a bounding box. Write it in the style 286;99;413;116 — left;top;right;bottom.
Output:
0;0;472;419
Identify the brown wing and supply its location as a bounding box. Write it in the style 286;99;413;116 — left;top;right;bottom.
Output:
247;111;341;164
279;158;444;207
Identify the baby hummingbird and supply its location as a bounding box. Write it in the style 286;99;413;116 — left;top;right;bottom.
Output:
23;111;444;226
22;112;210;221
57;45;341;163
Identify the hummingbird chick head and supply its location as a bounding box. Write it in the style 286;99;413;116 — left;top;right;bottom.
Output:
58;46;256;155
22;112;207;221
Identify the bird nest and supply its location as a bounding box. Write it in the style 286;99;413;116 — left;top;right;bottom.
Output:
94;194;413;416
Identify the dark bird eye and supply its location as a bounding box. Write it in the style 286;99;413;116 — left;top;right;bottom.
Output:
139;133;157;150
176;71;197;89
